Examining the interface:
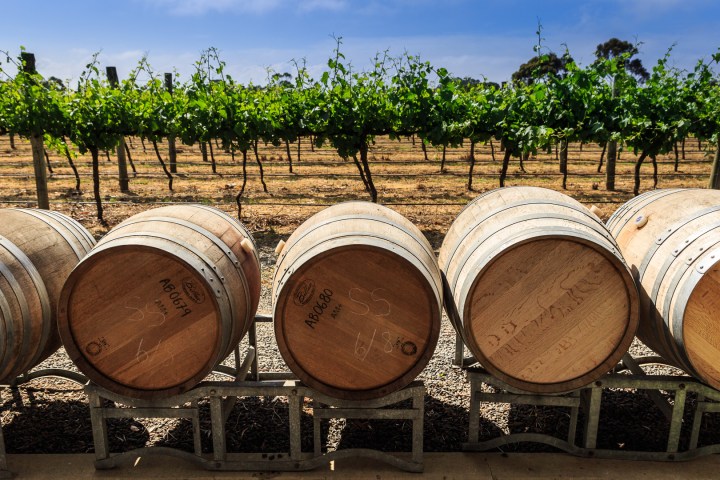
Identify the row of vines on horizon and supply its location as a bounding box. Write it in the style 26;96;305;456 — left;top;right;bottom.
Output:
1;37;720;224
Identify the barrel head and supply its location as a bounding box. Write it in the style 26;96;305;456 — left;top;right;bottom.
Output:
274;244;440;400
59;246;221;397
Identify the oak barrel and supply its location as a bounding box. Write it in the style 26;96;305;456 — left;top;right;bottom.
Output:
272;202;442;400
0;208;95;383
439;187;639;393
58;205;261;399
607;188;720;389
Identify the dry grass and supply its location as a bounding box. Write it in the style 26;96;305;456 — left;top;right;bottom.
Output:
0;135;713;240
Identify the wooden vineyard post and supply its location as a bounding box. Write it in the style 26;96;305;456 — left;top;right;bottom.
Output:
165;73;178;174
606;140;617;191
605;82;618;191
29;134;49;209
22;52;50;210
709;143;720;190
106;67;130;193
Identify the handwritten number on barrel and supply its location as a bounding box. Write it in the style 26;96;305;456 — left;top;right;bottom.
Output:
355;329;377;361
136;338;162;364
350;288;394;360
125;297;167;327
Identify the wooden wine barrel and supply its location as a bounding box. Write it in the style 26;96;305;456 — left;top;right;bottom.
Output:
607;188;720;389
58;205;261;399
273;202;442;400
439;187;639;393
0;209;95;383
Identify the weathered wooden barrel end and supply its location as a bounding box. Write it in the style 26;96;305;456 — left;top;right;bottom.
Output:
272;202;443;400
58;205;260;399
0;208;95;383
608;188;720;389
440;187;639;393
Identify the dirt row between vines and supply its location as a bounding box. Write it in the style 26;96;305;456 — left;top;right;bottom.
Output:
0;134;713;238
0;134;718;455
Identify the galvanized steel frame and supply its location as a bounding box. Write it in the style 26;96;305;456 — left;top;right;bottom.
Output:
462;356;720;461
1;368;89;478
0;423;7;479
84;314;424;473
86;378;424;472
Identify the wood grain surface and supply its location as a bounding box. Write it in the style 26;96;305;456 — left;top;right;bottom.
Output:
440;187;639;393
273;202;442;400
0;209;94;382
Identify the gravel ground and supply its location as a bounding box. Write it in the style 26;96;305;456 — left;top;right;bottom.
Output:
2;232;720;457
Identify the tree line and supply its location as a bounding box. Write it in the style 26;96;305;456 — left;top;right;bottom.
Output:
1;38;720;223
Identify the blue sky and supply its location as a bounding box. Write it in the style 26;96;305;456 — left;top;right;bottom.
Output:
1;0;719;84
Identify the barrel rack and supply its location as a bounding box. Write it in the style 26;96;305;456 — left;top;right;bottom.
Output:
459;348;720;461
1;368;89;478
4;318;720;476
1;313;425;475
86;379;424;472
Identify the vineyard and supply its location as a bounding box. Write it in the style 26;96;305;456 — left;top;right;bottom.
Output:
1;42;720;233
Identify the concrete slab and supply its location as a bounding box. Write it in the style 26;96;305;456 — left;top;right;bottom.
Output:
4;452;720;479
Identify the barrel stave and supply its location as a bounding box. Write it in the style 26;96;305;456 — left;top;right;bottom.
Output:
0;209;94;381
609;189;720;389
440;187;639;393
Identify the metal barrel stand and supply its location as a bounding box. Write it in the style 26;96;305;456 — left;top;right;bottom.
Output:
463;367;582;454
87;343;257;470
86;313;425;473
0;420;7;480
1;368;89;478
87;378;425;472
462;353;720;461
309;381;424;473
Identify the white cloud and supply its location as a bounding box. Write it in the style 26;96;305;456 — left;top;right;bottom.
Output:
610;0;713;16
140;0;283;15
299;0;348;12
139;0;350;15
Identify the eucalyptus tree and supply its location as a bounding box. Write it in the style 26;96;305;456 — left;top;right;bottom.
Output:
512;52;574;84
